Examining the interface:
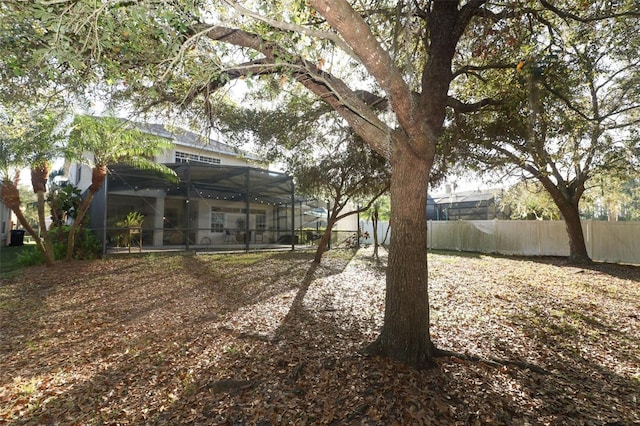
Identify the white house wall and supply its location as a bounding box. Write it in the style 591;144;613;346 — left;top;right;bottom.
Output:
68;154;96;192
156;144;253;167
1;201;16;246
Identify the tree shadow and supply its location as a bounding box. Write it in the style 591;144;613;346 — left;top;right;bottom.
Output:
430;249;640;282
501;307;639;423
0;250;355;399
5;248;636;424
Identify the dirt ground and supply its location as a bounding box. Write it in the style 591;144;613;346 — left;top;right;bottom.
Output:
1;248;638;425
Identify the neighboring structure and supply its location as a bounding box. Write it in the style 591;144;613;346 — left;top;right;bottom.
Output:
68;120;357;253
427;188;504;221
0;195;17;246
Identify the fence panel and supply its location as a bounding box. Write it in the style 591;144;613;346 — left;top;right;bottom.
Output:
459;221;497;253
589;221;640;264
427;220;640;265
359;221;391;246
429;221;460;251
495;220;539;255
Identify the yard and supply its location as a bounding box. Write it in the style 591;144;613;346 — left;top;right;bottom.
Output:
1;248;638;424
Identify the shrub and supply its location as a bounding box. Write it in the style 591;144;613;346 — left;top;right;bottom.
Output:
17;227;101;267
16;246;46;267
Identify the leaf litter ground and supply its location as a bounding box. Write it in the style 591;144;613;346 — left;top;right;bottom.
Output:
1;248;638;425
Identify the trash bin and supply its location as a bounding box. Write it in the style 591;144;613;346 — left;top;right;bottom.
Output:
9;229;25;246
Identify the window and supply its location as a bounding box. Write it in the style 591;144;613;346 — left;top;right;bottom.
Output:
210;209;225;232
175;151;221;165
256;214;266;230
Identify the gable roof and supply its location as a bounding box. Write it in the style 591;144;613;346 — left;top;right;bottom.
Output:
430;189;501;205
131;121;261;161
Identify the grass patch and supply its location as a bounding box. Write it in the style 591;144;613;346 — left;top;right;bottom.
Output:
0;244;32;276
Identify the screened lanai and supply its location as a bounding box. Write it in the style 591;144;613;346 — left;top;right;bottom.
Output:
88;163;296;253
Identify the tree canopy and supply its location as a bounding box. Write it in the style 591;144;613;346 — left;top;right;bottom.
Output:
453;7;640;262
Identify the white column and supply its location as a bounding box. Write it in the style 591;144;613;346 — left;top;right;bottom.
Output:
153;196;165;246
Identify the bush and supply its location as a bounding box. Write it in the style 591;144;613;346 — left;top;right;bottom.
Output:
72;228;101;260
16;246;46;267
51;226;101;260
16;227;101;267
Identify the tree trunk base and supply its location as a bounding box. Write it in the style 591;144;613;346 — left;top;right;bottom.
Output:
363;336;439;370
568;254;592;265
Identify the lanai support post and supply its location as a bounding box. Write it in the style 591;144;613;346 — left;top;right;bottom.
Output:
244;168;250;252
185;163;191;251
290;178;295;251
102;177;108;257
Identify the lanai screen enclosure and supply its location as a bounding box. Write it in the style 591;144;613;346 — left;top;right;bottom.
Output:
88;163;296;253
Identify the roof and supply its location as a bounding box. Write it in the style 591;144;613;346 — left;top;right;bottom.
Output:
132;122;261;161
430;189;501;205
107;163;294;205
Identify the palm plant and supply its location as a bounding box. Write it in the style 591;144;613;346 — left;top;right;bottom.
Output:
65;115;177;260
0;107;66;266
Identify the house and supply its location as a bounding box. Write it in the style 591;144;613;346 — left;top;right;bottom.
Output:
67;121;298;252
0;195;17;246
427;188;504;221
68;120;360;253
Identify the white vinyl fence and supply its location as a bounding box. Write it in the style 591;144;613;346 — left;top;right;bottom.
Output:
359;220;391;246
427;220;640;265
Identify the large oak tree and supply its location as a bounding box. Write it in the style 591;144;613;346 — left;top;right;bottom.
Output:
455;10;640;263
3;0;638;367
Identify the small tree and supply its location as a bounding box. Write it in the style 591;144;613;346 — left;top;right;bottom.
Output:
0;107;66;266
291;132;390;263
457;13;640;264
360;195;390;258
500;181;560;221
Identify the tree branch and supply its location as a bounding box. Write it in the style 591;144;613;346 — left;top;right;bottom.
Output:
541;80;592;121
195;25;393;156
220;0;359;61
335;182;390;222
539;0;640;22
310;0;414;138
447;96;500;113
452;63;517;80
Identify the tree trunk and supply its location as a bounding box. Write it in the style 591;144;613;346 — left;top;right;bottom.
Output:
381;223;390;246
66;165;106;260
32;163;55;263
65;189;97;260
1;179;52;266
35;190;55;264
365;145;436;369
559;200;591;264
371;208;379;258
313;216;337;264
538;177;591;264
